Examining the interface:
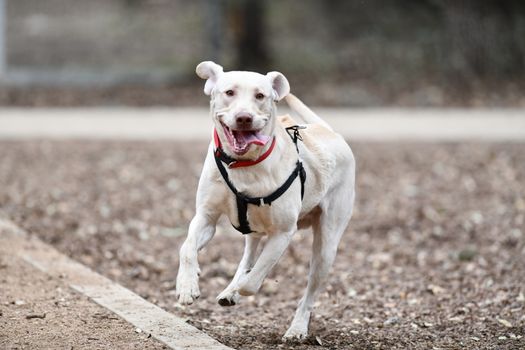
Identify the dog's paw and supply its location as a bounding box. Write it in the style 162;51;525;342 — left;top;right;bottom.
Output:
216;289;240;307
282;326;308;343
175;276;200;305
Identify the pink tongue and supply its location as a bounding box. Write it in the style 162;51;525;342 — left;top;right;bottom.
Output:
239;131;270;146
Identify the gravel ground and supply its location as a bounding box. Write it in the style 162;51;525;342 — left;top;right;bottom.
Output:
0;140;524;350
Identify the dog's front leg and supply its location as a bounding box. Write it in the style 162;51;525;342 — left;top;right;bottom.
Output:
237;229;295;296
217;235;261;306
176;212;218;304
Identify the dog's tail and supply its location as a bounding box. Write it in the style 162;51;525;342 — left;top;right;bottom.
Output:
284;93;333;131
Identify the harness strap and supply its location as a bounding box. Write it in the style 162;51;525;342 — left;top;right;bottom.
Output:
235;195;251;234
285;125;305;153
214;125;306;234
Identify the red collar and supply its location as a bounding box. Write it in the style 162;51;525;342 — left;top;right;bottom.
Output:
213;129;276;169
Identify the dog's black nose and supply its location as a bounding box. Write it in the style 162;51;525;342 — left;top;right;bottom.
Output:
235;113;253;128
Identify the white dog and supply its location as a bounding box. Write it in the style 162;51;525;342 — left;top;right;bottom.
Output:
176;61;355;341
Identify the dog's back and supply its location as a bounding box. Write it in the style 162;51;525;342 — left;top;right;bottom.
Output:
282;93;353;167
277;102;355;214
284;93;333;131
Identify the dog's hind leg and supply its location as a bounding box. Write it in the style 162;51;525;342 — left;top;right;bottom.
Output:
283;185;354;342
236;229;295;296
217;235;261;306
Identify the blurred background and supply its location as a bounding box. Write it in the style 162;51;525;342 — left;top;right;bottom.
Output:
1;0;524;107
1;2;525;349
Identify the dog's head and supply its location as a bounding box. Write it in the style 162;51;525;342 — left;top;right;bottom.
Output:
196;61;290;158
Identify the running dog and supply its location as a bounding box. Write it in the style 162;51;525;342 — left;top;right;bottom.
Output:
176;61;355;341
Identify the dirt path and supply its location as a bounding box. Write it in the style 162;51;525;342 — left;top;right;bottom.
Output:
1;140;524;349
0;226;168;350
1;108;524;141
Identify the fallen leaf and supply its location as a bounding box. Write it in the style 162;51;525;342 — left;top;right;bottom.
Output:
427;284;446;295
517;292;525;303
458;248;477;261
314;336;323;346
448;316;463;323
498;319;512;328
347;288;357;298
383;316;400;326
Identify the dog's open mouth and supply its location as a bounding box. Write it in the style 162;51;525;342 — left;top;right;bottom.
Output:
221;123;270;155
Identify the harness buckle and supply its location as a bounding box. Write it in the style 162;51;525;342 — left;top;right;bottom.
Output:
285;125;306;153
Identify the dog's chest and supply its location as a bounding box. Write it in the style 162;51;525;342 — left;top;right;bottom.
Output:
232;202;274;233
221;189;276;234
220;169;300;235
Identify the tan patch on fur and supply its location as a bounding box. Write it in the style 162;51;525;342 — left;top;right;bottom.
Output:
278;114;296;127
277;114;338;197
278;114;338;139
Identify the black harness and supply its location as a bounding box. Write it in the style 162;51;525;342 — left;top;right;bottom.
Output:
214;126;306;234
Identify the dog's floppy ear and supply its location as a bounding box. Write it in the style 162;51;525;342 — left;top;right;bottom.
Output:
266;71;290;101
196;61;224;95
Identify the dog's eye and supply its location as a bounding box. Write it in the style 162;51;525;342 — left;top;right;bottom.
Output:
255;93;265;100
225;90;235;97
